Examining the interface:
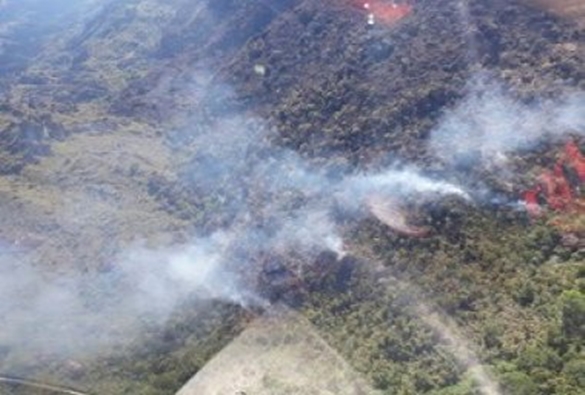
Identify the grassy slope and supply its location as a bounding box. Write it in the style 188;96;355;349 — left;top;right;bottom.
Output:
0;0;584;394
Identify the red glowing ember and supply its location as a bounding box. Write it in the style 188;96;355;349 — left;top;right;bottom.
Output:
538;164;573;210
522;140;585;218
563;140;585;182
522;188;543;217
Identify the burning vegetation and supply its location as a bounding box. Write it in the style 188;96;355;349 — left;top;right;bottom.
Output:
1;1;585;395
522;140;585;214
522;140;585;243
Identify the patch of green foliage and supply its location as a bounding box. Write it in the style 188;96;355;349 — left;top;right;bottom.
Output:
297;203;584;395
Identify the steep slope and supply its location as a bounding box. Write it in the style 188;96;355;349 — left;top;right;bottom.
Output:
0;0;302;173
0;1;92;77
3;0;584;170
0;1;584;395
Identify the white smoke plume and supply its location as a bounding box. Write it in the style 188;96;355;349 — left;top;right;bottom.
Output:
339;166;471;210
0;12;473;364
0;236;259;357
0;106;469;360
430;74;585;168
174;102;470;261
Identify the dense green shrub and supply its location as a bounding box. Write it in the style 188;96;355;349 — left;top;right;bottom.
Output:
560;290;585;340
499;371;539;395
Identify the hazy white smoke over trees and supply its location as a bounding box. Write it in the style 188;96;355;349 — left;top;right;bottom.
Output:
0;94;473;359
430;74;585;168
7;5;582;385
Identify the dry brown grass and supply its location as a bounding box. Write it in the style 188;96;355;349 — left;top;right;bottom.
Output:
176;308;380;395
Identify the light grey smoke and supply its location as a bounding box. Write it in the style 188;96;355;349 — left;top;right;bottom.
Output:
119;232;266;311
0;237;259;357
177;103;470;260
0;57;473;364
0;105;469;359
430;75;585;168
339;166;471;210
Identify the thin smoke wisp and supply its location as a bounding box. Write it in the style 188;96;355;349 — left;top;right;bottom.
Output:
430;75;585;168
0;105;470;359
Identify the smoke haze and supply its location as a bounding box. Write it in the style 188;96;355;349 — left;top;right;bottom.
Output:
430;74;585;168
0;95;469;359
7;9;583;383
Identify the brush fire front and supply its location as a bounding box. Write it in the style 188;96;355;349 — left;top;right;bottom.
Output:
520;140;585;247
522;140;585;216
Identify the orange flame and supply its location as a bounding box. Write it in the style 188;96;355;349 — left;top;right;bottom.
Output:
523;140;585;219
